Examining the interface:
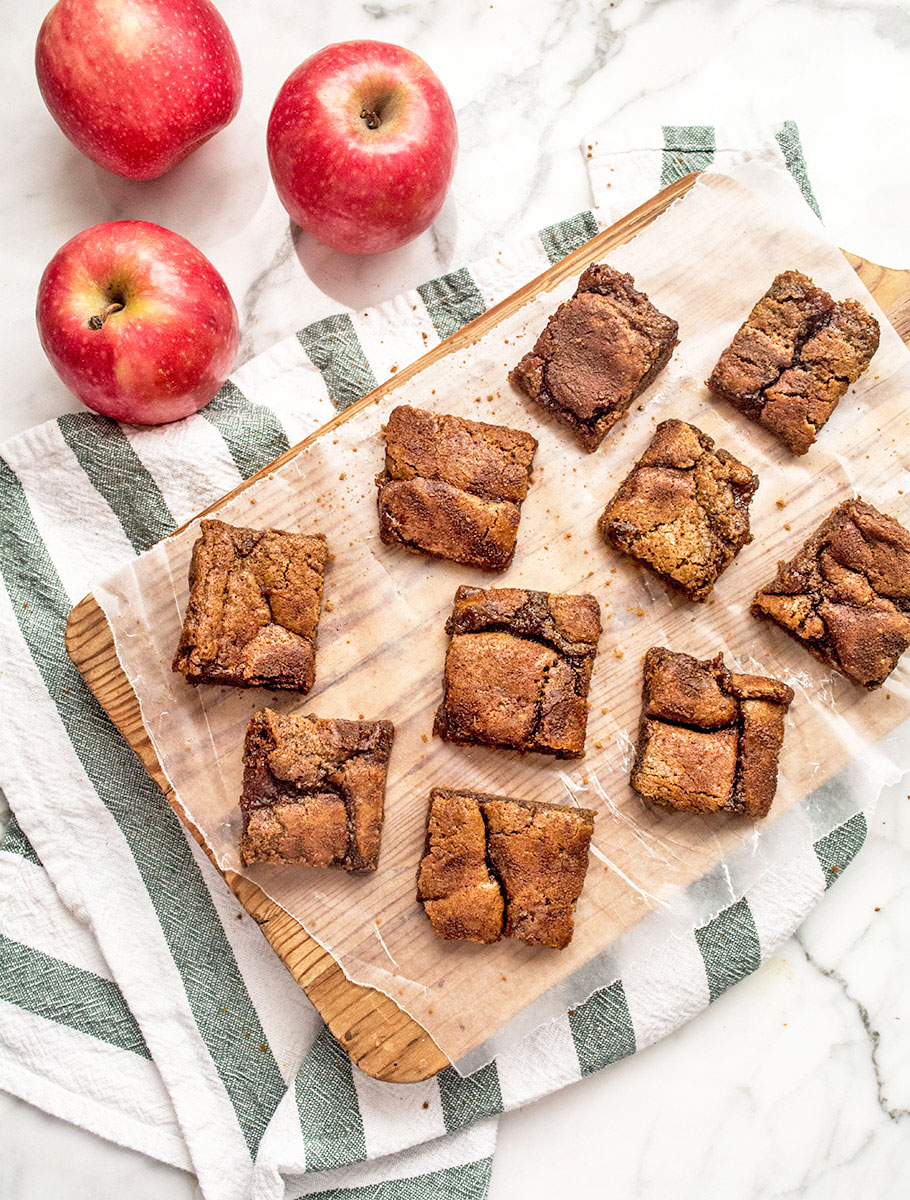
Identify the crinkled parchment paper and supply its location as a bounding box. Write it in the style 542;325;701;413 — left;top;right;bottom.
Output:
94;168;910;1071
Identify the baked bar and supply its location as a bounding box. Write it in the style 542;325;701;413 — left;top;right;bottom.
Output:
509;263;679;452
630;648;794;818
239;708;394;871
751;498;910;689
417;787;595;949
597;418;758;601
416;788;504;943
376;404;537;571
173;519;328;691
433;586;602;758
706;270;880;455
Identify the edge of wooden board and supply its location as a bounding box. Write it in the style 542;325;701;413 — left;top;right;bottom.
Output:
64;169;910;1083
64;591;449;1083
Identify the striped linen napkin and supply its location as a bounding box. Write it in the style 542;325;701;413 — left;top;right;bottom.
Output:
0;123;894;1200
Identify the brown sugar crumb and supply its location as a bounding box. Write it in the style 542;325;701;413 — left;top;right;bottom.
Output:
776;499;787;510
376;405;537;571
509;263;678;452
417;787;595;949
597;419;758;602
238;708;394;871
706;270;880;455
433;585;601;758
172;520;328;692
751;497;910;688
631;647;794;818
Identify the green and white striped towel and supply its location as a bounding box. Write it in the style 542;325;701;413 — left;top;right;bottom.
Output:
0;123;900;1200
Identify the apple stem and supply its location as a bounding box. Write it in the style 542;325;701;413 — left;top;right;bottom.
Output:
360;108;382;130
88;302;125;330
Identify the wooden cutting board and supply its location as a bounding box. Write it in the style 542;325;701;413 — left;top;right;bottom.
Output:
64;172;910;1084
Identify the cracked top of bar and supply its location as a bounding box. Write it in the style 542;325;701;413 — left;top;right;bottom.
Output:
509;263;679;452
376;404;537;571
173;519;328;692
598;419;758;601
433;586;602;759
630;648;794;819
239;708;395;871
706;270;879;455
417;787;595;948
751;498;910;689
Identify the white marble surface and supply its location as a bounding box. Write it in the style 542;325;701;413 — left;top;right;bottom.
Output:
2;0;909;1196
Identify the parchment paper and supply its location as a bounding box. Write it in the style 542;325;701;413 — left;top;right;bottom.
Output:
94;168;910;1070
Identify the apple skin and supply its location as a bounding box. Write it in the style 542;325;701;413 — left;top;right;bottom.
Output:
37;221;240;425
35;0;242;180
267;40;458;255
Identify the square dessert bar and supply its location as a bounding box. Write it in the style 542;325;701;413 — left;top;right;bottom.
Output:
631;648;794;818
707;270;880;455
751;498;910;689
509;263;678;452
239;708;394;871
598;418;758;602
173;519;328;692
376;404;537;571
417;787;595;949
433;586;601;758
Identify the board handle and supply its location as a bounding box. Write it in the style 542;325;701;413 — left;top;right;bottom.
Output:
844;252;910;345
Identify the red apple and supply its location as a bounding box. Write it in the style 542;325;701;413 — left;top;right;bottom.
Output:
35;0;242;180
37;221;239;425
267;40;458;255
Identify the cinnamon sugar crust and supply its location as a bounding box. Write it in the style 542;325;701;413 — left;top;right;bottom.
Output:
630;647;794;819
433;586;602;759
751;498;910;689
239;708;394;871
417;787;595;949
598;419;758;602
173;519;328;692
376;405;537;571
707;270;879;455
509;263;678;452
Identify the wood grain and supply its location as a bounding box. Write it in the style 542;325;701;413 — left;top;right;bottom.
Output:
65;173;909;1083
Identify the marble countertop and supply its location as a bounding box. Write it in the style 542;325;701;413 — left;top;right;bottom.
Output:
2;0;909;1197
